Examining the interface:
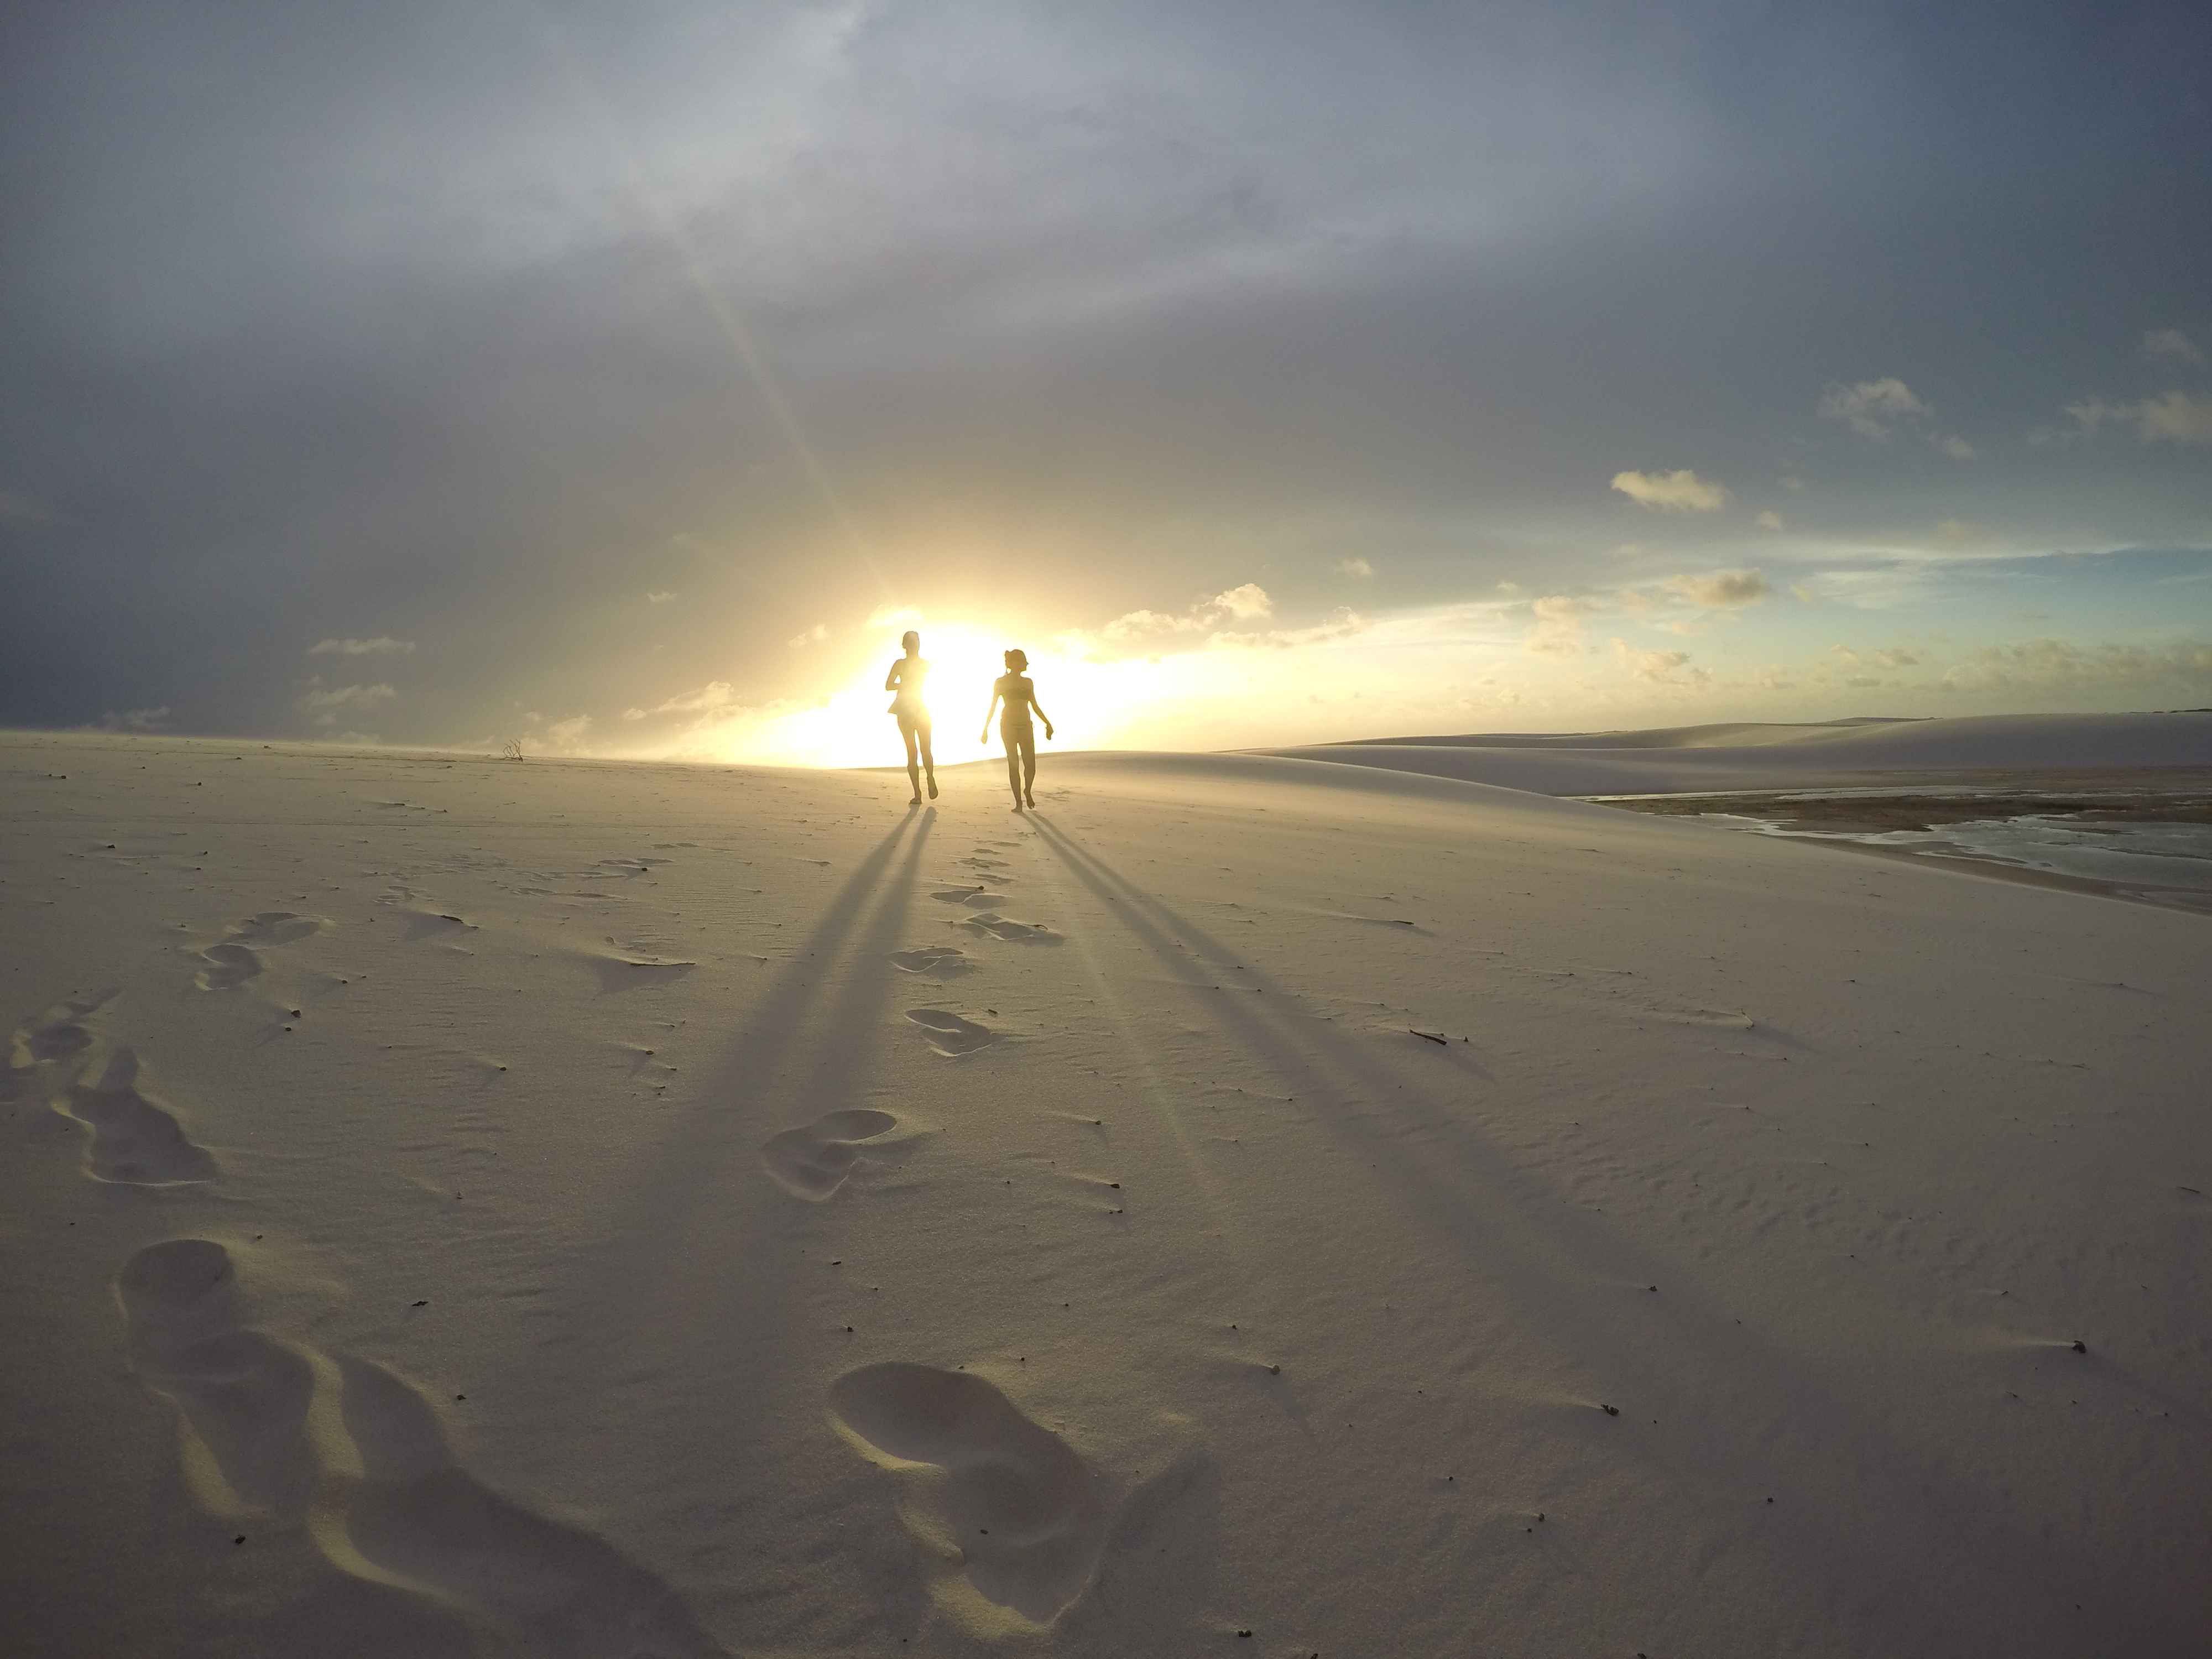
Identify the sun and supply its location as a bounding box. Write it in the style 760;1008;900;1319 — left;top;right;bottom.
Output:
735;621;1172;769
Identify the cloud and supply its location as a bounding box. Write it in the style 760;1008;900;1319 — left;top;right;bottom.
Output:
96;705;170;731
2142;328;2205;366
1942;637;2212;692
1818;377;1931;439
545;714;592;748
630;681;738;718
1938;518;1994;548
1524;593;1600;657
309;637;414;656
1213;583;1272;620
645;590;676;604
1663;568;1771;609
1610;639;1693;682
867;605;926;628
1215;609;1370;651
1093;584;1274;646
1335;557;1375;577
1610;469;1729;511
297;682;398;727
1832;644;1918;669
1755;510;1784;531
1932;433;1976;460
2063;392;2212;447
2135;391;2212;447
789;623;830;648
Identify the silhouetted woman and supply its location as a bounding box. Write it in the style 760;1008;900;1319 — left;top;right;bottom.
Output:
884;630;936;805
981;648;1053;810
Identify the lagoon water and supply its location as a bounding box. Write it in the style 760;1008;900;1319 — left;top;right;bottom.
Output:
1712;809;2212;912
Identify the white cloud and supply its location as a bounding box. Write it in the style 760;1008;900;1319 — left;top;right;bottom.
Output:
631;681;739;718
1092;583;1274;646
1610;639;1693;682
309;637;414;656
1942;638;2212;692
2062;391;2212;448
297;682;397;727
545;714;593;748
789;623;830;647
1524;593;1600;657
2142;328;2205;366
96;705;170;731
1610;468;1729;511
1213;582;1272;620
1663;568;1771;609
2136;391;2212;447
1215;609;1370;651
1335;557;1375;577
867;604;926;628
1932;434;1976;461
645;590;676;605
1818;377;1931;440
1755;510;1784;531
1831;644;1919;669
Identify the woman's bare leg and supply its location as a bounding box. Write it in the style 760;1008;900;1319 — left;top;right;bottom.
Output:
1003;735;1023;806
1020;732;1038;807
917;723;937;798
901;725;922;804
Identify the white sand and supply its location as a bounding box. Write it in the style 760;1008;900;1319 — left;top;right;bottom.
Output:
2;724;2206;1657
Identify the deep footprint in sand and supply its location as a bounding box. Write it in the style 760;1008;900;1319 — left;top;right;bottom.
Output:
829;1362;1104;1628
889;945;970;976
904;1008;1001;1058
760;1109;903;1200
117;1239;318;1516
4;987;120;1095
60;1050;216;1184
330;1355;729;1659
196;911;322;989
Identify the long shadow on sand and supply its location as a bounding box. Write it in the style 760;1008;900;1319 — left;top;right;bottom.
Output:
1027;812;2166;1655
554;810;936;1359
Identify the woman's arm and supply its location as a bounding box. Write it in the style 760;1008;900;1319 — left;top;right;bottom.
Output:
884;660;902;692
979;690;1001;742
1027;685;1053;738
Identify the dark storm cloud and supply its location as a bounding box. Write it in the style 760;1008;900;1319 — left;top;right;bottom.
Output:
2;0;2206;738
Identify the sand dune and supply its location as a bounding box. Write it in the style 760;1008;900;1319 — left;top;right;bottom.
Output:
1265;710;2212;795
1;726;2206;1656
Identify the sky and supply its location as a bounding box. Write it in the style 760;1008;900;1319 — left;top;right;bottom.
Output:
2;0;2208;765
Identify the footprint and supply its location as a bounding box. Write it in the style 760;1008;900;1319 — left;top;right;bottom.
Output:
953;914;1063;946
930;888;990;904
196;911;323;989
59;1050;216;1184
828;1363;1104;1629
904;1009;1001;1058
230;912;323;948
4;987;120;1093
760;1109;902;1201
889;945;970;976
329;1356;729;1659
116;1239;317;1516
196;942;263;990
